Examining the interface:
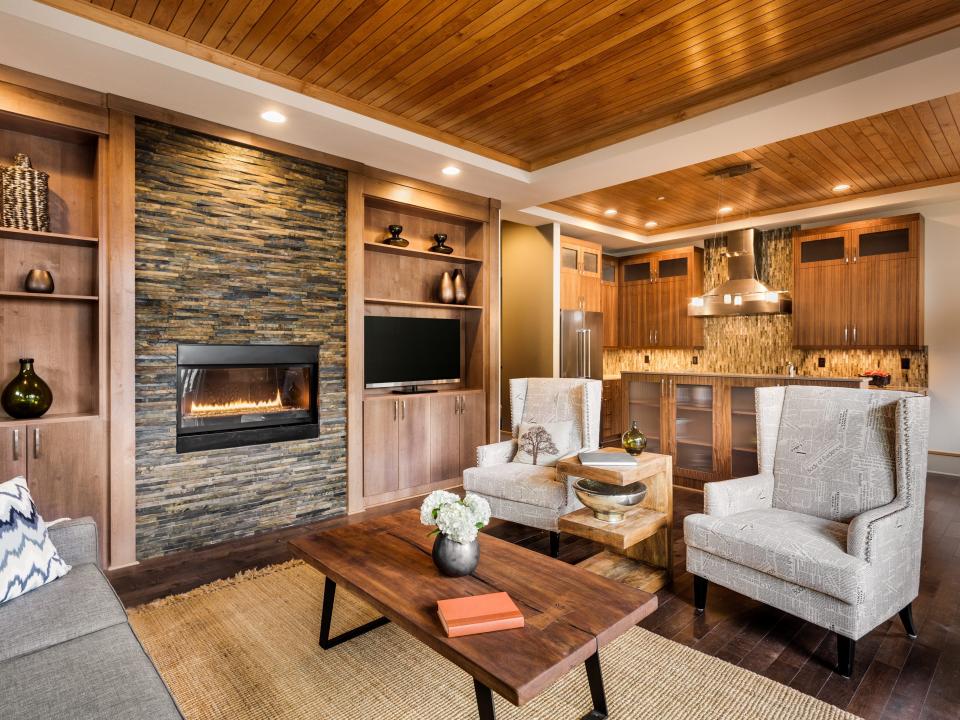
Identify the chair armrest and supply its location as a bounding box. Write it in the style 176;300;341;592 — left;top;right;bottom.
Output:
476;440;517;468
47;517;99;567
703;473;775;516
847;498;914;562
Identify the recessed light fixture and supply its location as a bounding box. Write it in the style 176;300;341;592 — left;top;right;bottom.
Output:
442;165;461;176
644;220;658;228
832;183;851;192
260;110;286;123
718;206;733;215
657;195;666;201
603;208;618;216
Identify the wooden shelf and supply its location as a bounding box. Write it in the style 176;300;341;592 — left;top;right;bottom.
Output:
364;242;482;264
731;409;756;416
732;446;758;454
675;403;712;412
559;506;668;550
364;297;483;310
629;400;661;408
0;227;98;246
0;291;98;302
576;551;669;594
676;438;712;448
0;412;100;428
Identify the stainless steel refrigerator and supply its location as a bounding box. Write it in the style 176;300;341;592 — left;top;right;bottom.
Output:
560;310;603;380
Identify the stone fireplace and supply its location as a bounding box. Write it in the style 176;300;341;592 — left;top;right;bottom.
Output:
176;344;319;453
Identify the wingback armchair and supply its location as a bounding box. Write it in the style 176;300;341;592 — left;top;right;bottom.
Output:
463;378;602;557
684;385;930;677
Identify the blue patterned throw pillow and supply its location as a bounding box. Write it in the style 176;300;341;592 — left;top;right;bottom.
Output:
1;476;70;604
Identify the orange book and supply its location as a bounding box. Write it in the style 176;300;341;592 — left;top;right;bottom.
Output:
437;592;525;638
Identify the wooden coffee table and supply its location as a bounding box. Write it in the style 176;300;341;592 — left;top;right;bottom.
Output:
290;510;657;720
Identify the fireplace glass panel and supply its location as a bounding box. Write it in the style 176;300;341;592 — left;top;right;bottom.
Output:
178;365;313;435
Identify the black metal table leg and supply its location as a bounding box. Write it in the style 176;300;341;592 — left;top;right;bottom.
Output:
318;577;390;650
581;651;608;720
474;679;497;720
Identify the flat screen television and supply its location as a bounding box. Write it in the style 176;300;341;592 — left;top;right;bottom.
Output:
364;316;460;390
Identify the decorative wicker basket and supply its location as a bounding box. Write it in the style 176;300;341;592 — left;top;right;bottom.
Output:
1;154;50;232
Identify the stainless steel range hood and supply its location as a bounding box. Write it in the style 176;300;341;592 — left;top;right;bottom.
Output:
687;228;792;317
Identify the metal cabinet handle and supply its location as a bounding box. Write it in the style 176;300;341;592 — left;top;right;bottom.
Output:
853;326;857;344
33;428;41;460
844;326;849;344
845;255;849;264
12;428;20;461
853;254;858;263
654;329;658;344
393;399;398;421
401;400;406;420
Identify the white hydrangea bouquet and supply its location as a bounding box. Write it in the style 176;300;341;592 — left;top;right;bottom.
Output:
420;490;491;544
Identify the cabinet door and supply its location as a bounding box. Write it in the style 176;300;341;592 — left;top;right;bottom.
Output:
580;246;601;278
459;392;486;475
656;255;692;347
363;398;399;497
621;259;654;284
619;284;641;346
640;282;659;346
429;394;461;484
581;274;602;312
793;231;851;348
560;243;581;310
27;420;107;559
602;282;619;346
398;396;431;490
0;426;27;482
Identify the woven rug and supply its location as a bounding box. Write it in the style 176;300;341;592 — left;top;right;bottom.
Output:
128;560;860;720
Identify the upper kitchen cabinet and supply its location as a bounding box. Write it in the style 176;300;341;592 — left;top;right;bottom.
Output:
793;215;923;349
601;256;619;347
560;236;602;312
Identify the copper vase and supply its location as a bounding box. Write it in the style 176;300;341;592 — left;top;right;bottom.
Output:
439;271;455;304
452;269;468;304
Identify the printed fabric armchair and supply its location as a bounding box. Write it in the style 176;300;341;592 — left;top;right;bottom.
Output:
463;378;602;558
684;385;930;677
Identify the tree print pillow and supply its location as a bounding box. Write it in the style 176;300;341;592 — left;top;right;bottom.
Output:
512;421;573;466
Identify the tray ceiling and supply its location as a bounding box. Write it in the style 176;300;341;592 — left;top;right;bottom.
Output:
44;0;960;169
544;91;960;234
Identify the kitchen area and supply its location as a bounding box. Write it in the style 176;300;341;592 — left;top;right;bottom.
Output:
501;214;928;490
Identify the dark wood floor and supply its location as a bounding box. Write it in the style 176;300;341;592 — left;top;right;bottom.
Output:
109;474;960;720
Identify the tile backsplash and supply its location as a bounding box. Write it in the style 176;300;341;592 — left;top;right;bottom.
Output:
604;233;928;387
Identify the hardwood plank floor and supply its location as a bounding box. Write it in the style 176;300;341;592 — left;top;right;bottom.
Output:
108;474;960;719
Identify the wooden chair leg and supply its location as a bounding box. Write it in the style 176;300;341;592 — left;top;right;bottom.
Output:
549;531;560;559
693;575;708;613
837;634;855;678
899;603;918;638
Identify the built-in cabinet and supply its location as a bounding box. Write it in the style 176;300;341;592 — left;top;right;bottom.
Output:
794;215;923;348
560;236;602;312
601;256;618;347
617;247;704;348
621;372;863;489
601;378;621;443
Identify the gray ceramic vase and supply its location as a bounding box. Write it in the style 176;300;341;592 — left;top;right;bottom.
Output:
432;534;479;577
439;271;455;304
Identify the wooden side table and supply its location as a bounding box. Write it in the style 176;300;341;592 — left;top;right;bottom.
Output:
557;449;673;593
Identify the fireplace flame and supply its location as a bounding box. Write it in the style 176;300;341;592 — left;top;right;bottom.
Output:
187;389;297;417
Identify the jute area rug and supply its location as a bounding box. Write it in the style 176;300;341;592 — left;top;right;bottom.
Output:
128;560;861;720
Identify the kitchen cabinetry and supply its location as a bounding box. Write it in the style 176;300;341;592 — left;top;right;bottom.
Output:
794;215;923;348
619;247;704;348
364;390;485;503
560;237;601;312
0;418;107;564
601;256;619;347
601;379;621;443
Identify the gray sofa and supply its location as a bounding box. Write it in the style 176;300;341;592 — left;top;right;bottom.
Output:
0;517;183;720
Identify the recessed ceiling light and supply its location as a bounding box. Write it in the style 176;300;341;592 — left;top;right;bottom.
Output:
832;183;851;192
644;220;658;228
657;195;666;201
603;208;618;216
442;165;461;176
718;206;733;214
260;110;286;123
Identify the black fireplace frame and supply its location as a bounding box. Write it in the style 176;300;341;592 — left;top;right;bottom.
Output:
176;344;319;453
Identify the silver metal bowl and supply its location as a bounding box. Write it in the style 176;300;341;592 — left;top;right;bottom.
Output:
573;478;647;523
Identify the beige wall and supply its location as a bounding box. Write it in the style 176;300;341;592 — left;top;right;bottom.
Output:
501;221;556;429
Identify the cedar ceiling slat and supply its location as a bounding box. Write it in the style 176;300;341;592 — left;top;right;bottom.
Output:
550;90;960;233
52;0;960;167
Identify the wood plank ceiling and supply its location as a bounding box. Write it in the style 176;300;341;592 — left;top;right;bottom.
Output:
43;0;960;169
544;91;960;234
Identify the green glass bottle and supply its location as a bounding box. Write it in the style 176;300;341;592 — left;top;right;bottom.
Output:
622;420;647;456
2;358;53;419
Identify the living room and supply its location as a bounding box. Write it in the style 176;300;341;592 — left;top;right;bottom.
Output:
1;2;958;719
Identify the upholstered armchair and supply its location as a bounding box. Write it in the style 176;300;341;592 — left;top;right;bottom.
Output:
463;378;602;557
684;385;930;677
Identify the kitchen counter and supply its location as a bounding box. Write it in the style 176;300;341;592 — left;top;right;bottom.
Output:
614;370;866;383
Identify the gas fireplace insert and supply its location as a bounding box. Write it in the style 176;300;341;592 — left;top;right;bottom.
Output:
176;344;319;453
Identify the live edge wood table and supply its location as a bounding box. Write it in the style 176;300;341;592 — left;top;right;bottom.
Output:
557;450;674;594
289;510;657;720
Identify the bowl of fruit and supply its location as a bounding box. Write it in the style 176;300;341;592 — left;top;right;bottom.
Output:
861;370;892;387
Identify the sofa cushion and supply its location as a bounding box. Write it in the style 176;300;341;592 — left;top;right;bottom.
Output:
1;477;71;605
684;507;869;604
464;463;567;510
0;563;127;663
772;386;914;521
0;623;183;720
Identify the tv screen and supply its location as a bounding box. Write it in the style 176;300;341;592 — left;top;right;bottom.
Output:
364;316;461;389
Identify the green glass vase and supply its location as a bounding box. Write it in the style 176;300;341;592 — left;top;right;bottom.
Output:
622;420;647;456
2;358;53;419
